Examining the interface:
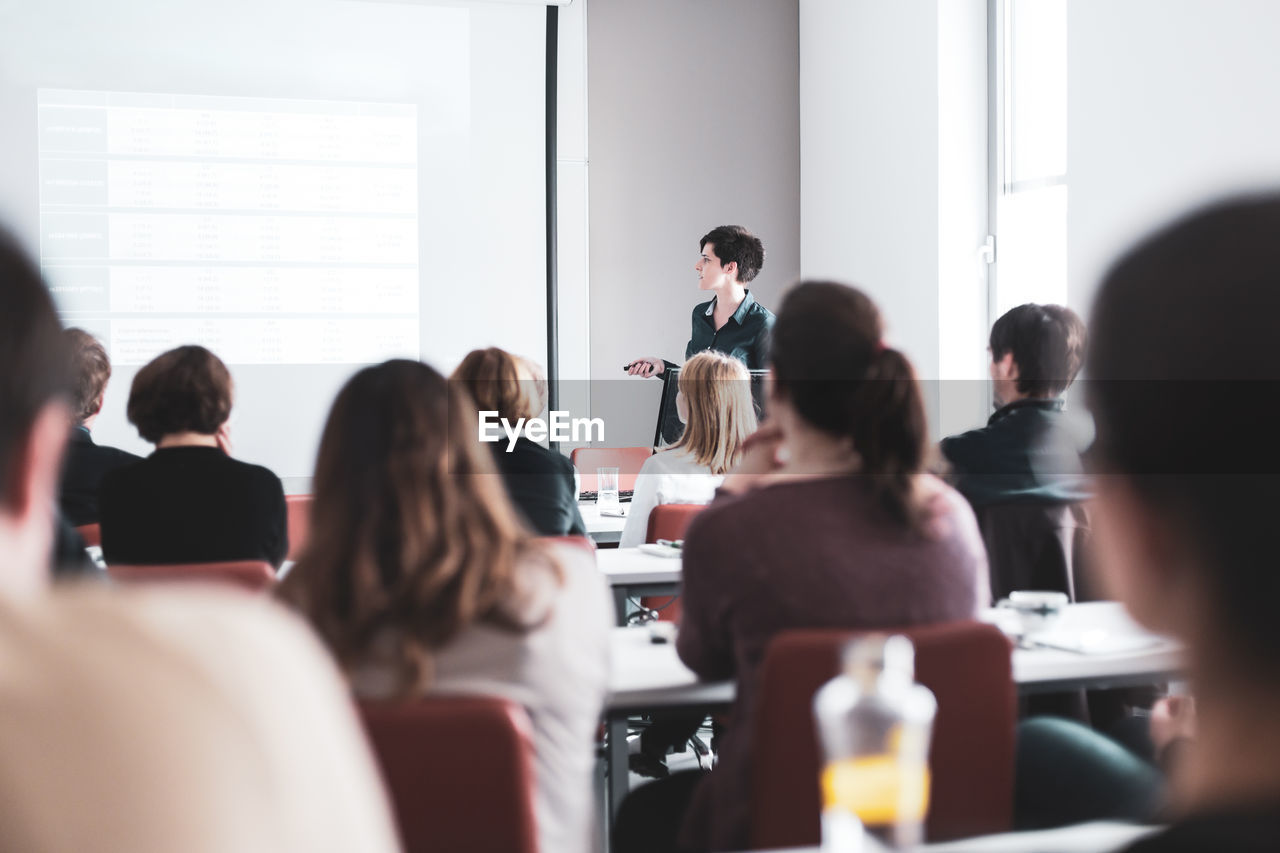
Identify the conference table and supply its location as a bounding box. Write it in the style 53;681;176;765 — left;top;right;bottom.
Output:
579;501;628;545
596;546;681;626
602;599;1184;821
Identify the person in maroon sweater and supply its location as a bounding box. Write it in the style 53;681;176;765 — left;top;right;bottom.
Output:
613;281;989;853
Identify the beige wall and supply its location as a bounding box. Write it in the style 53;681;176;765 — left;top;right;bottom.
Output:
587;0;801;447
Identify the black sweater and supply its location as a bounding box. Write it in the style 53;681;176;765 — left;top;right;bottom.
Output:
100;446;288;568
490;438;586;537
59;427;143;526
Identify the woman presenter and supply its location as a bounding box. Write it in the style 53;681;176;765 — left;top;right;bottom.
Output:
626;225;775;377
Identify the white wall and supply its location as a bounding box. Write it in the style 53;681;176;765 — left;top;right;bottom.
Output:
587;0;801;447
800;0;988;438
1068;0;1280;315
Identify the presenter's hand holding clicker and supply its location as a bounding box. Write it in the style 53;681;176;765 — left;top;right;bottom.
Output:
624;357;664;377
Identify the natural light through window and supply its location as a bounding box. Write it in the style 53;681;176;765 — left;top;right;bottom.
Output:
994;0;1067;315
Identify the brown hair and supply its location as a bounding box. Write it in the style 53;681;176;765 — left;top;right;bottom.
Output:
450;348;538;423
64;328;111;425
771;280;930;532
0;230;69;507
127;345;233;443
671;351;757;475
278;359;561;694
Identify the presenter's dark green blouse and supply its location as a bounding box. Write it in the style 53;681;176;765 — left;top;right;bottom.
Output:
666;289;775;372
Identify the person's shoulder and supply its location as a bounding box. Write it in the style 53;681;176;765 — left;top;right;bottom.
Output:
98;451;149;492
522;540;611;632
0;584;402;852
692;298;714;319
643;448;704;476
510;438;574;475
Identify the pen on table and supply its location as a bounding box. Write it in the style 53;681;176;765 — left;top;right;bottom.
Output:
656;539;683;549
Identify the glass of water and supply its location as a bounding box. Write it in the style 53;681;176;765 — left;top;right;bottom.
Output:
597;466;620;510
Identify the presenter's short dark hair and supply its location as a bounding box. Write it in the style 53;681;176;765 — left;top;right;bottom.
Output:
127;345;233;443
64;328;112;425
989;303;1086;397
700;225;765;283
0;230;70;508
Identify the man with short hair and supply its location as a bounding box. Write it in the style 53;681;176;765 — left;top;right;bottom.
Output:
0;230;400;853
941;303;1092;602
58;327;141;526
942;303;1091;509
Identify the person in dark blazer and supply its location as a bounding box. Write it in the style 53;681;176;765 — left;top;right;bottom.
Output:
451;348;586;537
99;345;287;568
58;329;142;526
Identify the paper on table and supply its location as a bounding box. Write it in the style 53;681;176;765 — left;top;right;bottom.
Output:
1031;629;1165;655
638;543;682;559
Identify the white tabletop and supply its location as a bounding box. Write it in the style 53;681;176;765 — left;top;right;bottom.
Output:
579;501;628;543
596;547;682;586
605;602;1183;712
756;820;1159;853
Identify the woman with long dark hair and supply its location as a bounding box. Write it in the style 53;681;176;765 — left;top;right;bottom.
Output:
279;360;610;853
614;281;989;852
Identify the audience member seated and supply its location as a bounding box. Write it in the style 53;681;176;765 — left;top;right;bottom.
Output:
941;304;1092;601
1069;196;1280;851
452;347;587;536
278;359;611;853
0;229;400;853
99;345;287;568
613;281;990;853
57;328;141;526
619;351;756;548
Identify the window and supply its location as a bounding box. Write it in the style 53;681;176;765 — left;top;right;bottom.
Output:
990;0;1067;315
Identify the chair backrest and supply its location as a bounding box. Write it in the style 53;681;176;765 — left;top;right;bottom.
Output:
749;621;1015;849
359;697;539;853
108;560;277;593
974;502;1092;602
75;523;101;547
570;446;653;493
644;503;705;544
285;494;313;562
539;534;597;554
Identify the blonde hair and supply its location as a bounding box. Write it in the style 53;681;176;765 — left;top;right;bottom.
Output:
671;351;757;475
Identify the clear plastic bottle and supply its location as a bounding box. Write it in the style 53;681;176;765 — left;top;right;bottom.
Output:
813;634;937;851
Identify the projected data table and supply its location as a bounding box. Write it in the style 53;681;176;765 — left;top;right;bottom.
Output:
37;89;419;365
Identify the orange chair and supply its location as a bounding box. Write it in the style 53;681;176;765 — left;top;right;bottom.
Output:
570;446;653;493
641;503;705;624
644;502;704;543
108;560;277;593
749;621;1016;849
75;523;101;547
359;697;538;853
285;494;312;561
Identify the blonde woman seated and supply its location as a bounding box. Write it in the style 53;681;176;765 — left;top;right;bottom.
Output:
619;351;757;548
278;360;611;853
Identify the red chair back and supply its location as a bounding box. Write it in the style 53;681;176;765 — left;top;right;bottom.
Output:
640;504;705;623
539;534;597;554
644;503;705;543
108;560;277;593
75;523;101;547
285;494;312;562
570;446;653;493
359;697;538;853
750;621;1015;849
